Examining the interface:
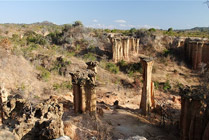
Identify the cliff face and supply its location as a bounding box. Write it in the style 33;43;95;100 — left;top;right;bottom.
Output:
109;33;209;71
180;86;209;140
185;40;209;70
110;36;140;62
109;33;187;63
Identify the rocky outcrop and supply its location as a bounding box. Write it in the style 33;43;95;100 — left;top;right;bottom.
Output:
185;39;209;70
0;93;64;140
109;33;188;63
179;86;209;140
140;57;155;115
70;61;97;114
110;36;140;62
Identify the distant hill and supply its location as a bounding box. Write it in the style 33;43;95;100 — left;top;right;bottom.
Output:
32;21;56;26
190;27;209;32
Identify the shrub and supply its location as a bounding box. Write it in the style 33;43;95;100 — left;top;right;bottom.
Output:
175;81;184;89
148;28;156;32
73;21;83;27
62;24;72;32
83;53;97;61
26;33;47;45
129;28;137;35
168;27;173;32
53;81;72;90
163;49;170;57
36;66;51;81
117;60;126;67
105;62;119;74
52;57;71;76
47;31;62;44
66;51;75;57
12;34;20;42
127;71;134;77
117;61;143;74
21;43;39;57
163;80;171;91
154;81;159;89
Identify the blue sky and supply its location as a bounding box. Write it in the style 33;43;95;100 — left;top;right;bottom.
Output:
0;0;208;30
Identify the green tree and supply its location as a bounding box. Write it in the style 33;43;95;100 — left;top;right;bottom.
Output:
63;24;72;32
129;28;137;35
168;27;173;32
73;21;83;27
148;28;156;32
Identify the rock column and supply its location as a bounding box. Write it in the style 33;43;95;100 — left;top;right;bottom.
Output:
70;72;83;113
85;78;96;113
179;86;209;140
140;57;155;115
111;37;140;62
192;42;203;70
184;40;208;70
0;84;8;124
86;61;97;113
70;61;97;114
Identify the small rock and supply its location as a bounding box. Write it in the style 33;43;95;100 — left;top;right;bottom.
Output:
114;100;119;106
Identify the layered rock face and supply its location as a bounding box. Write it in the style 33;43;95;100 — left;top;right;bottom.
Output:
185;39;209;70
109;33;187;63
179;86;209;140
140;57;155;115
70;61;97;114
110;33;209;71
0;91;64;140
110;36;140;62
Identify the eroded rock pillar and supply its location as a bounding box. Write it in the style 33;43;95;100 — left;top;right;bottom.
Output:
86;61;97;113
179;86;208;140
140;57;155;115
86;61;98;73
70;72;83;113
136;38;140;54
70;61;97;114
111;36;140;62
112;38;118;63
85;78;96;113
80;80;87;113
192;42;203;70
0;84;8;124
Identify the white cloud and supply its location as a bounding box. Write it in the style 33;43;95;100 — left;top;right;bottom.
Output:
87;24;115;29
92;19;98;22
138;24;160;29
86;23;160;30
114;20;126;23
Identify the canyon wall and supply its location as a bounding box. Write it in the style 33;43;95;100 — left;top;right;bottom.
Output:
109;33;186;63
110;36;140;62
109;33;209;70
179;86;209;140
185;40;209;70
